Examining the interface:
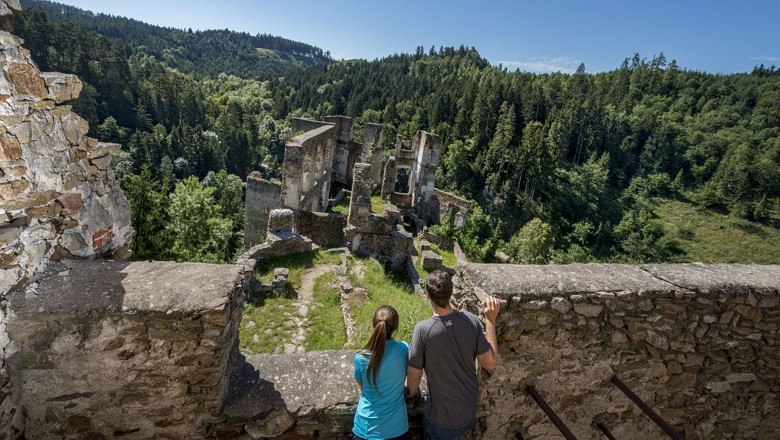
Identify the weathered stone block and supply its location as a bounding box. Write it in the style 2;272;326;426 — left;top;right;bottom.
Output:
551;297;572;313
573;302;603;318
267;208;294;234
422;249;443;272
40;72;82;103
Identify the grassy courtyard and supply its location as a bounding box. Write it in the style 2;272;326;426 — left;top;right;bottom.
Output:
240;250;428;354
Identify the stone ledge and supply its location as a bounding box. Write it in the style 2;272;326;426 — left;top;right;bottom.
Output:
8;259;243;317
223;351;358;420
459;263;780;300
460;263;682;299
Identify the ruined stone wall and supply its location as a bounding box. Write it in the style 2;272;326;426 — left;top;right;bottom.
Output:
430;188;469;228
291;117;333;135
410;131;442;221
5;260;245;439
296;210;346;247
456;263;780;439
281;124;336;213
360;123;384;188
323;116;354;185
244;172;281;248
1;3;133;434
0;12;131;295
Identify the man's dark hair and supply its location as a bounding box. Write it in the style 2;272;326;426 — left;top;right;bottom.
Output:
425;270;453;308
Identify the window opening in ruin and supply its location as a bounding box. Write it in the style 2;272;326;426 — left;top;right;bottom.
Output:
394;167;411;194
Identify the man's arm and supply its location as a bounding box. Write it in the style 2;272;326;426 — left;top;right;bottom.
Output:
477;296;500;372
406;366;423;397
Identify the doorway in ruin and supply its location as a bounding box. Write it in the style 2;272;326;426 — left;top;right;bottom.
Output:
394;167;411;194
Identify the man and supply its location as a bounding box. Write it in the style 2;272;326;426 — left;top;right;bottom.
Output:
406;270;500;439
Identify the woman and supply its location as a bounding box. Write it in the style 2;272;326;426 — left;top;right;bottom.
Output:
352;305;409;440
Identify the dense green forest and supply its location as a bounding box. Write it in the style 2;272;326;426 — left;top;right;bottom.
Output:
10;1;780;264
19;0;331;78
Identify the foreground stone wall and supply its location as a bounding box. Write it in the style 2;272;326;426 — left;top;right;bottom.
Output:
5;260;245;439
456;263;780;439
1;3;133;435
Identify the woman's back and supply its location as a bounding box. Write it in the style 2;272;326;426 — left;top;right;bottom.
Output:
353;339;409;439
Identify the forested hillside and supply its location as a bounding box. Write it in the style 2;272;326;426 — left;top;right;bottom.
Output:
9;3;779;265
19;0;331;78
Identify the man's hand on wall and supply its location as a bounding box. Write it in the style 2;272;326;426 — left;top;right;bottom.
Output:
481;296;500;323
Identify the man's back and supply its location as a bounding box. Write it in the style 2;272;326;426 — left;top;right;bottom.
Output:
408;310;490;429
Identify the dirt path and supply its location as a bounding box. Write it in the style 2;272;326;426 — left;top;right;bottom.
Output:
282;264;334;354
298;265;333;300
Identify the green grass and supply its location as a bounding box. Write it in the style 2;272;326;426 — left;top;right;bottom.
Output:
429;243;457;267
348;258;428;348
255;250;342;288
655;198;780;264
370;195;386;215
240;296;298;353
329;195;350;216
241;250;344;354
305;271;348;350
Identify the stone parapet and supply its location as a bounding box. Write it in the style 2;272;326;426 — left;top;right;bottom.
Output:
219;351;425;439
4;260;245;439
456;263;780;439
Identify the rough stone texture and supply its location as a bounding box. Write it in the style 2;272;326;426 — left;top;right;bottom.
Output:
421;249;443;272
238;230;318;266
410;131;442;222
360;123;384;188
1;17;133;437
430;188;470;229
456;263;780;439
382;132;445;214
281;119;336;213
0;30;132;294
323;116;354;185
220;351;424;439
346;162;372;230
297;209;346;247
380;155;396;200
268;208;295;234
5;260;245;439
39;72;82;104
244;172;281;248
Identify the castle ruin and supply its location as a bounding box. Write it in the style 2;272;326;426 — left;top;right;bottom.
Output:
243;115;470;269
0;2;778;438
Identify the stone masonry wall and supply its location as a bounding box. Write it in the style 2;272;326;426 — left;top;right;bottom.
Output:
455;263;780;439
296;210;346;247
281;123;336;213
244;171;281;248
1;3;133;435
0;8;131;294
5;260;245;439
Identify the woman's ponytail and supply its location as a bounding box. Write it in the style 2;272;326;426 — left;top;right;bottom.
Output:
363;305;399;387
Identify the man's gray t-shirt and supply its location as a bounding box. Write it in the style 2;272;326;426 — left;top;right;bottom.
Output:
408;310;491;428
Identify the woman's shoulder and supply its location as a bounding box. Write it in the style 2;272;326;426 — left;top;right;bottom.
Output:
389;339;409;353
354;350;371;363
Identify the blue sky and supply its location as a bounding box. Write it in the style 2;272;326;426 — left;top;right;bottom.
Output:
56;0;780;73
